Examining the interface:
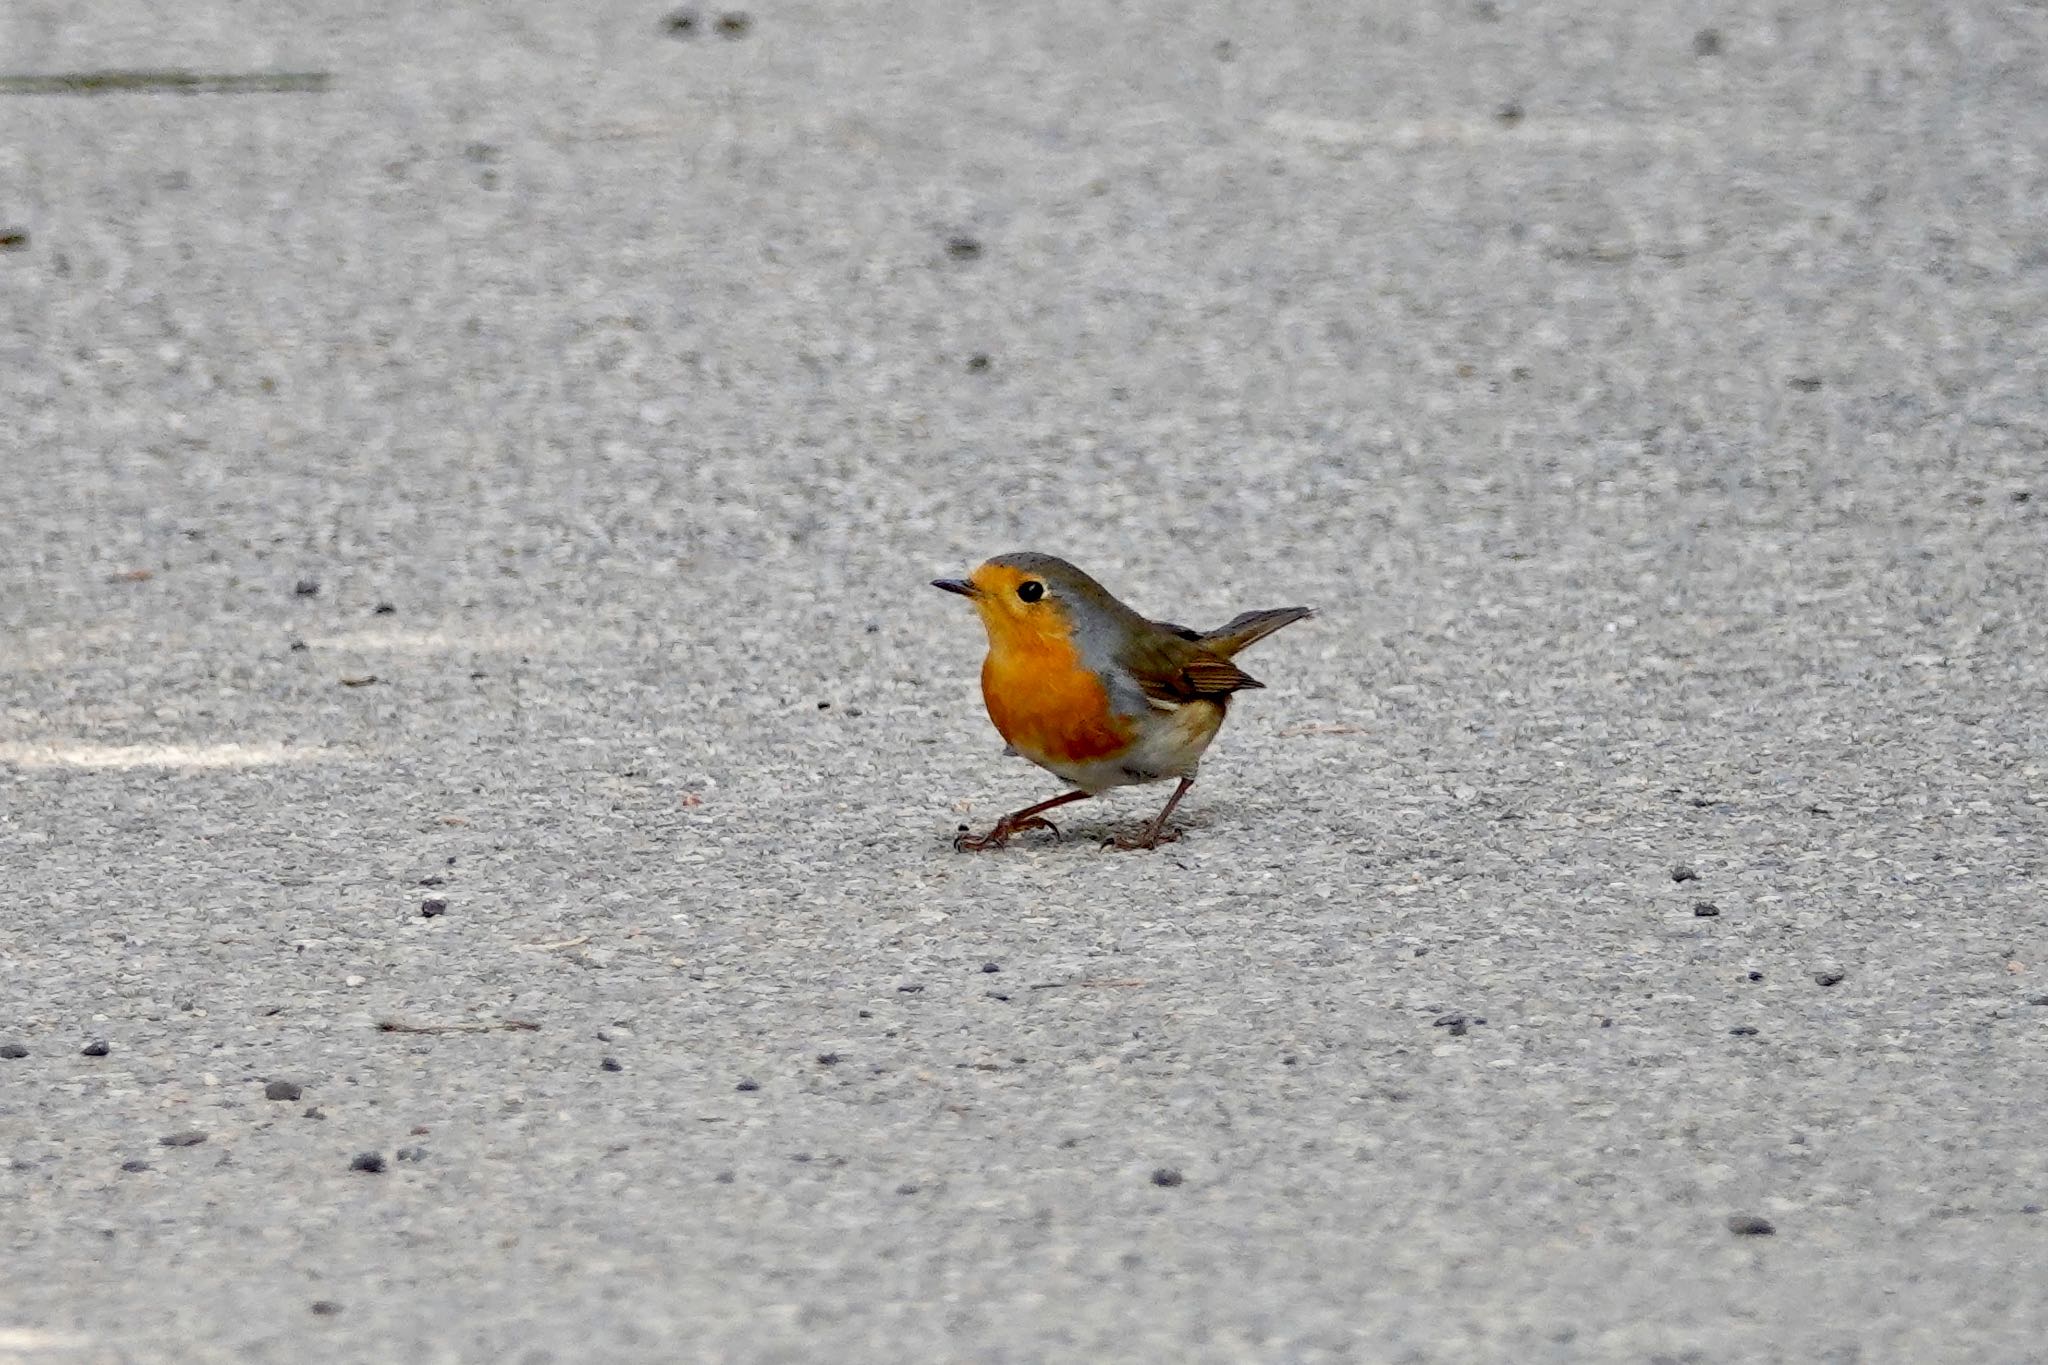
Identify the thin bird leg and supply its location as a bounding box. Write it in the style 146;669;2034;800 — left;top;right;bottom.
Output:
1109;776;1195;850
954;789;1093;851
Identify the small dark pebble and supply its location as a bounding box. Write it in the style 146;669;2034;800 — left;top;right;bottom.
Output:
2012;490;2033;503
264;1079;303;1101
304;1106;326;1120
600;1057;623;1072
1814;971;1845;987
735;1078;760;1092
662;8;699;35
945;235;983;260
420;897;448;918
965;353;991;372
349;1151;385;1174
81;1040;110;1057
714;1170;735;1183
1693;27;1723;56
2025;995;2048;1006
0;229;29;250
981;962;1001;974
1748;971;1765;981
0;1043;28;1059
1433;1013;1473;1037
1671;865;1700;883
1730;1026;1760;1036
1693;902;1720;918
715;11;751;37
1150;1168;1185;1187
120;1159;150;1173
287;638;308;651
310;1301;342;1317
816;1052;840;1066
897;983;923;993
1788;375;1823;392
1495;101;1524;127
159;1131;208;1147
373;602;396;615
896;1182;921;1195
293;579;320;597
1726;1214;1775;1236
395;1146;428;1163
2022;1203;2043;1215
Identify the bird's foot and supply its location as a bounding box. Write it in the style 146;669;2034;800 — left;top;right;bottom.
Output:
1103;825;1182;851
954;815;1061;852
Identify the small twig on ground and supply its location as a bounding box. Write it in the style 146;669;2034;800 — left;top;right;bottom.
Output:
376;1018;540;1035
515;935;590;952
1028;979;1147;990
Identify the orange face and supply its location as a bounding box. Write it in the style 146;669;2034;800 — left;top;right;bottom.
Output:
955;561;1133;765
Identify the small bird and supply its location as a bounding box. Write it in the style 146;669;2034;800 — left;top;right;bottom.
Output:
932;552;1312;850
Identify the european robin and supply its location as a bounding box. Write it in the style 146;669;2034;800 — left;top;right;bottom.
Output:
932;552;1313;850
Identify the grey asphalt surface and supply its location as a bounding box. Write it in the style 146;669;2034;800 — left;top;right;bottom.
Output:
3;1;2046;1361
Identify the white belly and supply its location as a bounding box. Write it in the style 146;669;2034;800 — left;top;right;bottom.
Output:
1038;699;1225;794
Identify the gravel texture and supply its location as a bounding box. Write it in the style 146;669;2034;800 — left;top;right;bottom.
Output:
2;1;2045;1362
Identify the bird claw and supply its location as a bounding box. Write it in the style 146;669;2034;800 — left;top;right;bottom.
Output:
1103;826;1182;851
954;814;1061;852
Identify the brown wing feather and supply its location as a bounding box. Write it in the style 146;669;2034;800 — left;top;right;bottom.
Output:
1120;629;1264;703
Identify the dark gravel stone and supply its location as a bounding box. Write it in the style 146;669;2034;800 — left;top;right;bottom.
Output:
1814;971;1846;987
120;1159;150;1173
420;897;448;917
981;962;1001;973
0;1043;28;1059
372;602;396;615
1730;1026;1760;1036
965;353;991;372
309;1300;342;1316
600;1057;623;1072
714;11;751;37
304;1106;326;1120
1433;1013;1471;1037
896;1182;921;1195
2025;995;2048;1006
945;235;983;261
1494;101;1525;127
159;1130;208;1147
349;1151;386;1173
293;578;320;596
1748;971;1765;981
816;1052;840;1065
1693;902;1720;917
264;1079;303;1101
80;1039;110;1057
1151;1167;1185;1187
735;1078;760;1092
1726;1214;1775;1235
897;983;923;993
662;8;699;35
1671;865;1700;883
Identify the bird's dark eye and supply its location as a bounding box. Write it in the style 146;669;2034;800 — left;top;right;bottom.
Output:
1016;580;1044;603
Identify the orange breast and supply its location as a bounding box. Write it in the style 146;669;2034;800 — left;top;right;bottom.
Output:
980;628;1133;766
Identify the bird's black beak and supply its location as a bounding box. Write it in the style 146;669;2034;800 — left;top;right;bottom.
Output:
931;578;978;598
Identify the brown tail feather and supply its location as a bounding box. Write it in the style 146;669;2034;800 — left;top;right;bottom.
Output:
1199;606;1314;657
